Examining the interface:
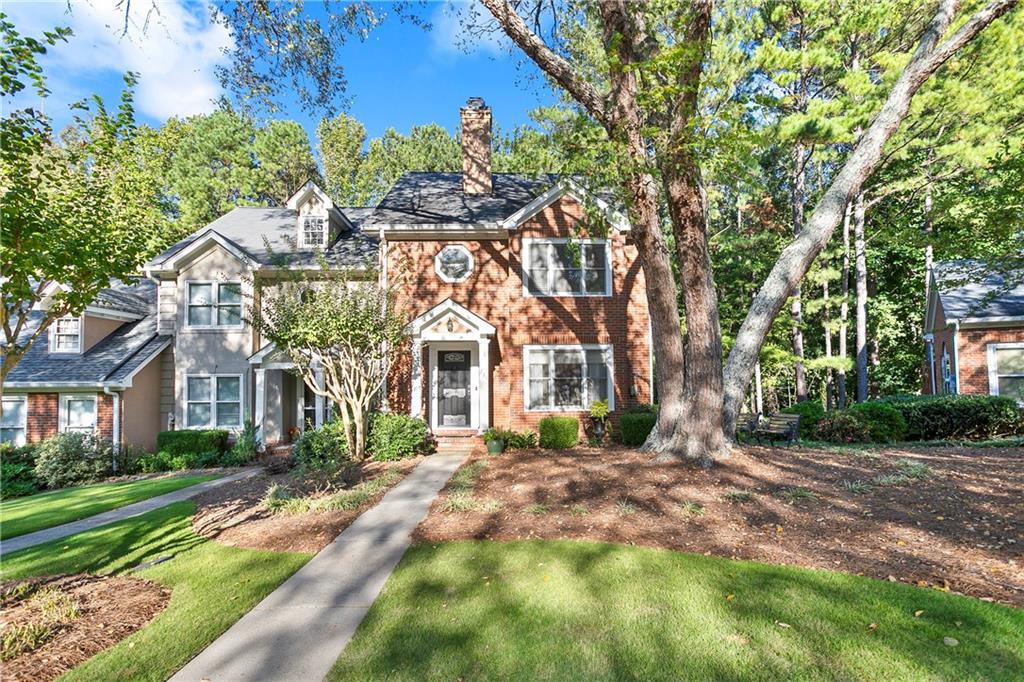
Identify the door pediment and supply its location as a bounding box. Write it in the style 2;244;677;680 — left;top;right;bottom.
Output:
409;298;495;341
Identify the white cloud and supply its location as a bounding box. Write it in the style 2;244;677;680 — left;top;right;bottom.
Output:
4;0;232;121
430;0;508;57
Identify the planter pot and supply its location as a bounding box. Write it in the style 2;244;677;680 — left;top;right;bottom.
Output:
486;439;505;455
589;417;607;440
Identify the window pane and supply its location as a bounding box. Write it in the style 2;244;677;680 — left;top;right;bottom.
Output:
217;305;242;326
996;348;1024;374
1;398;25;427
187;403;211;427
998;376;1024;402
188;377;211;402
188;305;213;326
0;428;25;446
189;284;213;304
67;398;95;428
583;244;606;269
216;402;241;426
584;267;607;294
216;377;241;401
218;283;242;304
554;351;583;378
553;379;583;407
529;379;550;409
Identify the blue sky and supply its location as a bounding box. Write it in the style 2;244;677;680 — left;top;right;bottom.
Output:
3;0;558;144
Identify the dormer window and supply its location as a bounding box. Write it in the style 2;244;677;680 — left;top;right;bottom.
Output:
50;315;82;353
301;215;327;248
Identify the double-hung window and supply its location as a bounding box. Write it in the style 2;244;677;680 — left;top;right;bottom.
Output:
524;239;610;296
59;395;97;434
50;315;82;353
988;343;1024;404
525;345;612;411
301;216;327;247
186;282;242;328
1;395;27;445
186;375;242;428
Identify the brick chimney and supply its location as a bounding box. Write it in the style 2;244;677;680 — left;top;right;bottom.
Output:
461;97;492;195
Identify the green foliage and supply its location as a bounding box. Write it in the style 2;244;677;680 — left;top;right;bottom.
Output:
33;434;113;489
293;420;350;477
877;394;1023;441
780;401;825;438
253;119;320;204
814;411;872;444
588;399;610;420
0;443;39;499
482;428;537;450
620;412;657;446
225;420;259;466
849;402;907;442
538;417;580;449
156;429;229;457
368;413;431;461
266;469;401;515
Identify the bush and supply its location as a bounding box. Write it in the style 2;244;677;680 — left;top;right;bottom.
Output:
538;416;579;449
0;443;39;498
34;434;114;489
293;420;350;475
849;402;907;442
780;400;825;439
877;394;1022;440
814;411;872;443
156;429;229;457
222;420;258;467
368;413;431;461
620;412;657;446
482;428;537;450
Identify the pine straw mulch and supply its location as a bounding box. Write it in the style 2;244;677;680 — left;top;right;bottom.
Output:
191;457;425;554
415;444;1024;607
0;574;169;682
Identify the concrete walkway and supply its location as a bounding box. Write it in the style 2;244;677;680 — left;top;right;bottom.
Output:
1;469;260;554
171;453;467;682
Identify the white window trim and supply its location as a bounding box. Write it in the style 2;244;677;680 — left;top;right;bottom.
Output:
1;395;28;446
521;237;613;298
522;344;614;412
184;281;244;329
58;393;98;434
987;342;1024;403
434;244;475;284
49;315;83;354
299;214;328;248
184;374;245;429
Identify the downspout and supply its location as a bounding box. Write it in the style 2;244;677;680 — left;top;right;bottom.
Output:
924;334;936;395
103;387;121;469
951;321;961;394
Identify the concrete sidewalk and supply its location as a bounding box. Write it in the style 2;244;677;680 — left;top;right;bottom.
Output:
1;469;260;554
171;453;466;682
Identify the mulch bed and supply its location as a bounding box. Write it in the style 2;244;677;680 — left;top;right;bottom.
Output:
0;574;169;682
415;445;1024;607
191;457;424;554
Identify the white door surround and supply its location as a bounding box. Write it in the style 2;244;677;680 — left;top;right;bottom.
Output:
408;298;495;433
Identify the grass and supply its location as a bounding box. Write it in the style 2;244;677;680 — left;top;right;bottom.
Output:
774;487;819;503
524;503;550;515
262;469;400;514
679;501;706;518
722;489;756;504
841;479;874;495
615;499;638;516
0;474;219;540
0;501;309;681
330;540;1024;681
450;461;487;493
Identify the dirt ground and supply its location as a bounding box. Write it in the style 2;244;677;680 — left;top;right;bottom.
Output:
192;457;424;553
0;574;169;682
415;445;1024;607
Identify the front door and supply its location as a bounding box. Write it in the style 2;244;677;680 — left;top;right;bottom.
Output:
438;350;471;427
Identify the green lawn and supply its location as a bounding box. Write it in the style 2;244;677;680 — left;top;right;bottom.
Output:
0;474;219;540
0;501;310;682
331;540;1024;681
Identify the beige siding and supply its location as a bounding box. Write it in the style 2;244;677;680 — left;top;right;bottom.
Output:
158;280;177;335
122;350;164;451
159;346;175;432
82;315;123;352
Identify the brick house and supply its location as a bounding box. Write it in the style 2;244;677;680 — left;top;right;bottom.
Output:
1;98;651;452
923;260;1024;403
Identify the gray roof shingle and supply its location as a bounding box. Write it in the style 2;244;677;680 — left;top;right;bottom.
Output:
935;260;1024;321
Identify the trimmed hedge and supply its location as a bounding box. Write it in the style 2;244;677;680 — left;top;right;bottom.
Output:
849;402;907;442
780;400;825;438
369;413;431;461
621;412;657;446
156;429;229;457
814;411;872;443
876;394;1022;440
34;433;114;489
0;443;39;499
538;416;579;449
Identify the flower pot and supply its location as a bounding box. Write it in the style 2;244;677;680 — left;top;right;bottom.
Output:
486;438;505;455
589;417;607;440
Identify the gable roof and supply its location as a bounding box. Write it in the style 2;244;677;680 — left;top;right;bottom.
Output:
932;260;1024;324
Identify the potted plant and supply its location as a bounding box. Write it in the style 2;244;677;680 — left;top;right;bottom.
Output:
588;400;610;443
482;428;506;455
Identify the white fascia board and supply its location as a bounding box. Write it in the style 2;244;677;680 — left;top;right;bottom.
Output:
408;298;496;337
500;178;631;233
360;223;509;239
84;306;145;322
148;230;256;274
960;316;1024;329
3;381;106;390
108;337;173;388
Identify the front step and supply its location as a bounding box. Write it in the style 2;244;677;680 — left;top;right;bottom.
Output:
434;430;485;456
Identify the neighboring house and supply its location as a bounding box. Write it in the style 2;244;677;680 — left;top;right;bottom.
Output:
1;98;651;451
923;260;1024;403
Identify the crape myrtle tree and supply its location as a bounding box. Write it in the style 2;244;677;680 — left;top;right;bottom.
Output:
250;269;407;461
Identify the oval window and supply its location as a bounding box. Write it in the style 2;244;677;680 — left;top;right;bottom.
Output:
435;245;474;283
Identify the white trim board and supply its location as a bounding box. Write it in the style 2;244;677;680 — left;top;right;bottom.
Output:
521;343;615;413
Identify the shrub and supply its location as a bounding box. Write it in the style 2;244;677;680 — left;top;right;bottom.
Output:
876;394;1022;440
814;411;872;443
482;428;537;450
780;400;825;438
620;412;656;446
538;416;579;449
34;434;113;489
0;444;39;499
156;429;229;457
368;413;431;461
222;420;258;467
849;402;907;442
293;420;350;476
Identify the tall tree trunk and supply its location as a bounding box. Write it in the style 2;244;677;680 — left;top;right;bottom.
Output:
854;191;869;402
791;142;809;402
837;201;851;408
753;361;764;414
823;276;833;410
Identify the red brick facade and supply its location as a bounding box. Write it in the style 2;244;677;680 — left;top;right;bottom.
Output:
386;194;651;434
21;392;114;443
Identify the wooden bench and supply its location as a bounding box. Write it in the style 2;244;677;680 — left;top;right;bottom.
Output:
752;413;801;445
736;412;761;439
